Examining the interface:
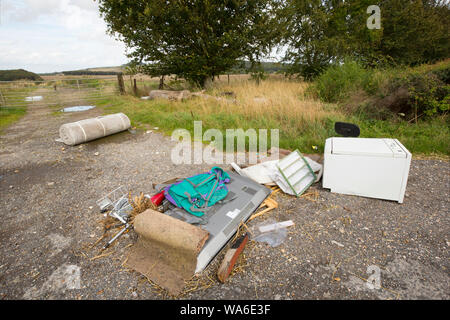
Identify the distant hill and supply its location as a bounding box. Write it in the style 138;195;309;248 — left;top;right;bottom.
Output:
0;69;43;81
39;66;124;76
38;61;287;77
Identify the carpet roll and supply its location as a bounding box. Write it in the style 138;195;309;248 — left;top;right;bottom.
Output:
59;113;131;146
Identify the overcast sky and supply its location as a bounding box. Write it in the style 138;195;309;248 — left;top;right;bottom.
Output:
0;0;129;73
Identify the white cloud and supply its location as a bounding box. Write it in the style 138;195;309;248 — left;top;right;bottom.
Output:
0;0;128;73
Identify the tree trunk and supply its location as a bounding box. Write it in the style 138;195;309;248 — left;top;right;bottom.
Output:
203;77;213;89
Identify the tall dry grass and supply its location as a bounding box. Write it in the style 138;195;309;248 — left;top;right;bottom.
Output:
210;78;337;123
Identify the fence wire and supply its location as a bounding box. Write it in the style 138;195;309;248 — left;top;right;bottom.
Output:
0;78;119;110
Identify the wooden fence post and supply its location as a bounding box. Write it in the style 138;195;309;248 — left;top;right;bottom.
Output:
133;78;137;96
117;73;125;95
0;89;5;106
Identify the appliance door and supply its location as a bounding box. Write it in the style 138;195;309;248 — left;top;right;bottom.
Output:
326;154;406;201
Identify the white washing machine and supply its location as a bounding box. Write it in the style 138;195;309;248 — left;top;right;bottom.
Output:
323;137;411;203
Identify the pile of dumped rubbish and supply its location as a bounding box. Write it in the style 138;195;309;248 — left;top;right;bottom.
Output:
57;113;412;295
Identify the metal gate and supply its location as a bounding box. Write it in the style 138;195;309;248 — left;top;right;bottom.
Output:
0;78;119;110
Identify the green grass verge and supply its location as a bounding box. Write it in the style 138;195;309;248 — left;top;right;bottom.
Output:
0;106;27;133
96;95;450;156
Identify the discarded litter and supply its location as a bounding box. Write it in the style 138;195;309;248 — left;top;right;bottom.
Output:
331;240;345;248
258;220;294;233
217;233;249;283
335;122;360;137
276;150;316;197
323;137;411;203
231;150;323;196
163;167;232;216
59;113;131;146
96;186;133;249
231;160;278;185
90;165;277;295
96;186;128;212
248;196;278;222
250;218;293;247
25;96;43;102
164;207;206;225
125;209;210;295
90;167;271;295
150;190;165;207
61;106;95;112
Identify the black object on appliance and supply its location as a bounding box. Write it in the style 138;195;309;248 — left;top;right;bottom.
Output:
335;122;360;137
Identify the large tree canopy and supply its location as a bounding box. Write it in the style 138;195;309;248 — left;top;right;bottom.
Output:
98;0;278;87
281;0;450;79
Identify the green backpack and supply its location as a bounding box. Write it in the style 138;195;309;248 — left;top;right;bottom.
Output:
164;167;231;217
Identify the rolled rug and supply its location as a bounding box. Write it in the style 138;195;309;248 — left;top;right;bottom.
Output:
59;113;131;146
126;209;209;295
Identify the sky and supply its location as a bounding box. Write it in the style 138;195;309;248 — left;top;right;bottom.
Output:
0;0;129;73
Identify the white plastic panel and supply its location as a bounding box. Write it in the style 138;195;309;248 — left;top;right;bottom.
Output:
332;138;397;157
277;150;316;196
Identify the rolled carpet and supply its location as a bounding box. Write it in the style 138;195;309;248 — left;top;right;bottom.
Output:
125;209;209;295
59;113;131;146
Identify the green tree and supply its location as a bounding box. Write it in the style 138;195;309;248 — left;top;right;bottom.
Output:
379;0;450;66
98;0;279;88
280;0;363;80
281;0;449;79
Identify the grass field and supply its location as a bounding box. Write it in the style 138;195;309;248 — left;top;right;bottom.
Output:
0;106;26;133
1;73;447;156
0;85;35;133
97;77;450;156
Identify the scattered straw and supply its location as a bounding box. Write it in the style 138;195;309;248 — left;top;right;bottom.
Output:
181;275;215;296
300;190;319;202
128;192;154;225
90;250;114;261
90;233;107;249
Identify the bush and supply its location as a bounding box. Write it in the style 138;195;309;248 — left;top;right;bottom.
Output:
313;60;378;103
387;66;449;117
406;73;449;117
313;59;450;119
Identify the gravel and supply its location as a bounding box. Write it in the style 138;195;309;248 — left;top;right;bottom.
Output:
0;103;448;300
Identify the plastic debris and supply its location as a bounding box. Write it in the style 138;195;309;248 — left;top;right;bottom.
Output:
249;218;294;247
25;96;43;102
231;151;323;196
61;106;95;112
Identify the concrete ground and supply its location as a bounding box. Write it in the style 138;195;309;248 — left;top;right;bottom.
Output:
0;102;449;300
